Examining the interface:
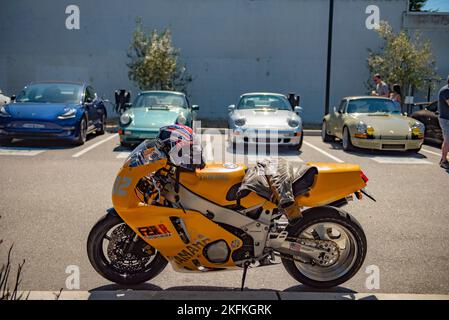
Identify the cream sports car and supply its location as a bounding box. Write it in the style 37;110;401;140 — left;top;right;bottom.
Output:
322;96;425;152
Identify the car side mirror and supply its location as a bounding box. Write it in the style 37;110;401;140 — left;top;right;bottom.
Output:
124;102;132;109
10;95;16;102
228;104;236;112
295;95;301;107
294;106;303;114
85;97;93;104
191;105;199;111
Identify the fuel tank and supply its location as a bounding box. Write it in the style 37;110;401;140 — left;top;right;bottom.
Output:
178;162;265;207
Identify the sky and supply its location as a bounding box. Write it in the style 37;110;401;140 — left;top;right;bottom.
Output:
422;0;449;12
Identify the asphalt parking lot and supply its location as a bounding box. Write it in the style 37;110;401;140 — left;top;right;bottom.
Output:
0;130;448;295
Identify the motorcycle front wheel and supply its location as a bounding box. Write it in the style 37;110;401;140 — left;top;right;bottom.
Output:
87;209;168;285
282;206;367;289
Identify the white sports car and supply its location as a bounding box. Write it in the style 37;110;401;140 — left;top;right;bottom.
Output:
227;92;303;149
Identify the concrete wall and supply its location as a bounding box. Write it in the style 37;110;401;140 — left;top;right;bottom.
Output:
404;12;449;101
0;0;415;124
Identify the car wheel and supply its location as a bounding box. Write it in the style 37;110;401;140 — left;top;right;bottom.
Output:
0;137;12;146
342;127;354;151
75;117;87;146
97;113;106;135
321;121;334;142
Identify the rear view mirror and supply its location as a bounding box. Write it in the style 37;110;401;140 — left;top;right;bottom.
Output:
191;105;199;111
228;104;235;112
294;106;303;114
295;95;301;107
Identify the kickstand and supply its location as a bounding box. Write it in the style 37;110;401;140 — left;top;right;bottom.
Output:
240;261;250;291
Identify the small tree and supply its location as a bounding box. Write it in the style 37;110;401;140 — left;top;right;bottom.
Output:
127;18;192;92
366;21;441;98
409;0;428;12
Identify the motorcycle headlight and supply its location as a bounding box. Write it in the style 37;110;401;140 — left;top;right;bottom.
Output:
288;118;300;128
57;108;76;119
120;113;132;125
0;106;11;117
234;118;246;127
356;121;367;134
176;113;187;125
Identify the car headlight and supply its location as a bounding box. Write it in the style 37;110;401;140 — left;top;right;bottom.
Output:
356;121;367;134
234;118;246;127
57;108;77;119
411;122;425;137
176;114;187;125
0;106;11;117
288;119;300;128
120;113;132;125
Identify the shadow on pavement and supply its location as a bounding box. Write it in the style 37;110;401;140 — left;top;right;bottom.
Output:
86;283;374;300
325;140;430;159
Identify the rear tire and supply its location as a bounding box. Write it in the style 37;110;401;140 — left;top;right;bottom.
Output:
87;209;168;285
282;207;367;289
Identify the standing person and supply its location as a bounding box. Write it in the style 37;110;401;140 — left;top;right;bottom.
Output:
438;76;449;169
371;74;390;98
390;84;402;103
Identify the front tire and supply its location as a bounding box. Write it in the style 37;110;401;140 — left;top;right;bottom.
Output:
342;127;354;151
96;113;106;135
75;117;87;145
282;207;367;289
87;209;168;285
321;121;334;142
0;137;12;146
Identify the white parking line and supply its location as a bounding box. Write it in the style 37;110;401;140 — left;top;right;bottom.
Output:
116;152;130;159
303;141;344;163
0;147;47;156
421;148;441;157
72;134;118;158
371;156;432;165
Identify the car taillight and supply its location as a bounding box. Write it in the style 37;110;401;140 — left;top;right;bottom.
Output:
360;171;369;183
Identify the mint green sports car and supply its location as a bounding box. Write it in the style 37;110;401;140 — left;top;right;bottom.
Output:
118;91;198;147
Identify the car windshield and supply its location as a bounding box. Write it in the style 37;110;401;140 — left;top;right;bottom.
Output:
237;95;291;110
15;83;83;104
347;99;401;114
133;92;187;109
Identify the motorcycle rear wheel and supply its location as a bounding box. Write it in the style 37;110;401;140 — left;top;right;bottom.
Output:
87;209;168;285
282;206;367;289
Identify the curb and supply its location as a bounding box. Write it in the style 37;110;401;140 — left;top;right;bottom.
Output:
23;290;449;300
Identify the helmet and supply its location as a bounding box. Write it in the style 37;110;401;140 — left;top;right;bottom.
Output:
156;124;205;171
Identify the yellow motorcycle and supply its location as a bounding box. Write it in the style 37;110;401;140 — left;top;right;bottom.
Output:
87;130;374;289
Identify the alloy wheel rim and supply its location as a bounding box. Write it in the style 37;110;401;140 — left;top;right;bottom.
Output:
293;222;358;282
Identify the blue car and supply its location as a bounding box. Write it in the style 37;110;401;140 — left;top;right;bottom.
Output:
0;81;107;145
